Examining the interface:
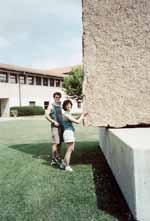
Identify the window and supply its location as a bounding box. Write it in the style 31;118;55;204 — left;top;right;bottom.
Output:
27;76;34;85
61;80;63;87
43;78;48;86
44;101;49;109
36;76;41;85
56;79;60;87
0;72;8;82
50;78;54;87
19;75;26;84
10;73;18;83
29;101;36;106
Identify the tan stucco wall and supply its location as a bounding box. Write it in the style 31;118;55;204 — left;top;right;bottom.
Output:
83;0;150;127
0;82;63;116
0;82;81;116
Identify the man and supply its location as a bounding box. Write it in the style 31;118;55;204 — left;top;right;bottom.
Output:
45;92;64;166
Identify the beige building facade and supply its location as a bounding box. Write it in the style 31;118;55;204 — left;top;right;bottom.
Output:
0;63;80;117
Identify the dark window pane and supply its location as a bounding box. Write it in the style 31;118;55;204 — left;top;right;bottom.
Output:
19;75;26;84
36;76;41;85
0;72;8;82
50;78;54;87
56;79;60;87
44;101;49;109
43;78;48;86
29;101;36;106
10;73;18;83
27;76;34;85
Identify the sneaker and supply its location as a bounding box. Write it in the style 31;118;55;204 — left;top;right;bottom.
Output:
65;165;73;172
55;157;63;166
50;158;57;166
59;160;66;170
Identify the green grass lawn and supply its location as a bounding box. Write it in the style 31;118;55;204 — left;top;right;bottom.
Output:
0;119;118;221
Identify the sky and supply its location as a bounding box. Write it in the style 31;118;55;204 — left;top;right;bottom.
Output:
0;0;82;69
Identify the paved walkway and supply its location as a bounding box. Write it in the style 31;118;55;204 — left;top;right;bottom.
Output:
0;115;45;122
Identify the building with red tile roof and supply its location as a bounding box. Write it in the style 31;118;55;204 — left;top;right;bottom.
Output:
0;63;80;117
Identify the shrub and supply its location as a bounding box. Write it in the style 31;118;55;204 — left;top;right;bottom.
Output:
10;106;45;117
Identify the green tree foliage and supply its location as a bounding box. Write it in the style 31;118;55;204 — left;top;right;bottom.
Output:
63;66;84;101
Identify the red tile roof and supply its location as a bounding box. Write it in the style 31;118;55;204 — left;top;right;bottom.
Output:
0;63;76;78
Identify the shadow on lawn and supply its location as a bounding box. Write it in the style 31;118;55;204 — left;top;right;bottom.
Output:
9;141;136;221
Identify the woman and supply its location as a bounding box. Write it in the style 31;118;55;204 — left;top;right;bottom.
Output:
62;99;87;172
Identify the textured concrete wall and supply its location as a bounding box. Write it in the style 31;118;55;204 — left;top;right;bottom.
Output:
83;0;150;127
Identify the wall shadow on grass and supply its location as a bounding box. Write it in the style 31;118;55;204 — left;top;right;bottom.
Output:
8;141;99;164
8;141;102;170
9;141;135;221
91;148;136;221
9;142;52;160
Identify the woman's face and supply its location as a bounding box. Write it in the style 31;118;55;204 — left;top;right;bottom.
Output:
65;103;72;112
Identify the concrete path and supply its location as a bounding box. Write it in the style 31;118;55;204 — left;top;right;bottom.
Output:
0;115;45;122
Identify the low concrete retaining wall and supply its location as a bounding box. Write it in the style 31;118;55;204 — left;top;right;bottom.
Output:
99;128;150;221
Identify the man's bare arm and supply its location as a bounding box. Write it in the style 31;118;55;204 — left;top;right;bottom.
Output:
45;105;59;127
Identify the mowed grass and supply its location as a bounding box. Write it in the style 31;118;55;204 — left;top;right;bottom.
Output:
0;118;118;221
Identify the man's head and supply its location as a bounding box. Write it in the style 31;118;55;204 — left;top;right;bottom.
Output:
53;92;62;103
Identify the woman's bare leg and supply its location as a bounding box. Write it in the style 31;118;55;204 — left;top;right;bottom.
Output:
64;142;75;166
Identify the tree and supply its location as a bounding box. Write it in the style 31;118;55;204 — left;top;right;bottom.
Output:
63;66;84;108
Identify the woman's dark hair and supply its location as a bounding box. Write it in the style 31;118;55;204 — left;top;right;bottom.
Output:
63;100;73;111
53;92;62;98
